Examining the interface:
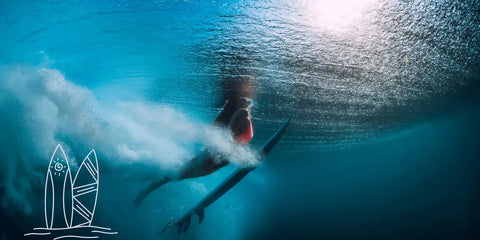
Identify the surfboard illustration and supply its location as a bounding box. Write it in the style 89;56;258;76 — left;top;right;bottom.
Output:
44;144;73;229
27;146;117;239
71;149;99;227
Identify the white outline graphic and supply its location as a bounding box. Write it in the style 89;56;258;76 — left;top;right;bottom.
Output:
44;144;72;229
71;149;99;227
25;144;117;239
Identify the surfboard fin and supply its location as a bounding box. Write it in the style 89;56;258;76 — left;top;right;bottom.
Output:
159;214;194;235
197;209;205;224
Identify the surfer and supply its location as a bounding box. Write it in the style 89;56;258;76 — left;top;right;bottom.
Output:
134;80;254;206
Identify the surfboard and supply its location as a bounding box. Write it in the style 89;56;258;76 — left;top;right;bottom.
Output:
162;117;291;234
44;144;73;229
71;149;99;227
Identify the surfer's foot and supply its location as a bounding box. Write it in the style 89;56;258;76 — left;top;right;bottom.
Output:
134;177;171;207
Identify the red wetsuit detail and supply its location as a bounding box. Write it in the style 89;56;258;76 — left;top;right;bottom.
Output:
234;118;253;145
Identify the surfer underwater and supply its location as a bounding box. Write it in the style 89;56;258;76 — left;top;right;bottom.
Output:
134;79;255;206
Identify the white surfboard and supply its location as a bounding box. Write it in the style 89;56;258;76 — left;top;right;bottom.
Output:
71;149;99;227
44;144;73;229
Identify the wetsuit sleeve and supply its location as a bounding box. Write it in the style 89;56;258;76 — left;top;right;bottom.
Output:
214;100;235;126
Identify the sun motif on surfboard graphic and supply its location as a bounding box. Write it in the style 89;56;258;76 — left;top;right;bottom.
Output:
24;144;118;239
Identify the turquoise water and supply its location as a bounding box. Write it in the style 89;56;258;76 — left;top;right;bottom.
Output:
1;0;479;239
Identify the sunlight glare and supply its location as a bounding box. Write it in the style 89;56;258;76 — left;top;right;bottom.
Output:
301;0;377;32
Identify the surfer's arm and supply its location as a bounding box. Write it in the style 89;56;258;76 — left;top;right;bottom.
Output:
213;100;234;126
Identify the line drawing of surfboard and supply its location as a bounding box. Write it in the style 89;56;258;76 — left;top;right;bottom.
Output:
28;145;118;239
71;149;99;227
44;144;73;229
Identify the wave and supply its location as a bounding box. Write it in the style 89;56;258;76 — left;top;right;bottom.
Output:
0;65;258;215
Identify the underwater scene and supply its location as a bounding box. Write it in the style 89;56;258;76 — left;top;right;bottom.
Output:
1;0;479;239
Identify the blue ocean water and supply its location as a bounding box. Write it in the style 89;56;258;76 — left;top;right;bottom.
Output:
1;0;479;239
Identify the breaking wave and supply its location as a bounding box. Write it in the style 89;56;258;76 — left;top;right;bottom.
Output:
0;65;258;214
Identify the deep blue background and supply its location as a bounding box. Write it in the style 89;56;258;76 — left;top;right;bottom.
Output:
1;0;479;239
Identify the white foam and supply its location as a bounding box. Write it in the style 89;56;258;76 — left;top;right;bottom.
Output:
0;65;258;214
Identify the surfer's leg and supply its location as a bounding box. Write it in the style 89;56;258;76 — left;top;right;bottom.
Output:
134;177;171;206
134;154;228;206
